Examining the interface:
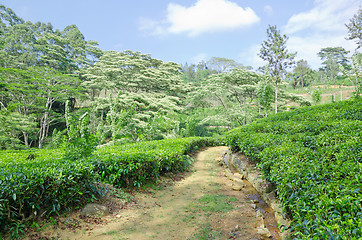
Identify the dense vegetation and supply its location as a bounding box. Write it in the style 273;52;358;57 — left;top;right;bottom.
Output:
1;5;360;150
0;3;361;239
225;100;362;239
0;137;217;235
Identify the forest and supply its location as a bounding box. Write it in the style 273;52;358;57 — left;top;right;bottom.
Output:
0;4;360;150
0;3;361;240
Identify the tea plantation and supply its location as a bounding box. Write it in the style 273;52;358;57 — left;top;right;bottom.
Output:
0;137;217;235
225;100;362;239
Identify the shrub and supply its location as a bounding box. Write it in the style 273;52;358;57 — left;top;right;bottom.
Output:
0;137;217;235
224;100;362;239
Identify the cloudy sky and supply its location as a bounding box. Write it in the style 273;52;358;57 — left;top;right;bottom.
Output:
1;0;360;69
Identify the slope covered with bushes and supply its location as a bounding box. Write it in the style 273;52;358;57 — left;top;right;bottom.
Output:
225;100;361;239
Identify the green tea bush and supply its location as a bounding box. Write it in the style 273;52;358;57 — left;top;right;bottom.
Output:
0;137;217;235
93;137;218;187
0;151;95;234
224;100;362;239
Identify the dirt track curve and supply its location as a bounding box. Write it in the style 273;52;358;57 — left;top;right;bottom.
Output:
27;147;272;240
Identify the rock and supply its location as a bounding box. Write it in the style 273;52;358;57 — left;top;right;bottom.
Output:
257;227;271;238
231;182;245;191
232;177;244;184
225;172;234;180
256;210;264;218
81;203;109;217
231;185;242;191
233;173;245;180
275;213;289;230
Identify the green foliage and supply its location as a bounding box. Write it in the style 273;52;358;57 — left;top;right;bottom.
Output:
287;60;317;88
93;137;218;188
312;88;322;104
257;79;274;116
62;101;97;160
0;137;217;235
341;53;362;101
0;149;95;234
196;194;237;212
259;25;296;113
224;100;362;239
345;7;362;49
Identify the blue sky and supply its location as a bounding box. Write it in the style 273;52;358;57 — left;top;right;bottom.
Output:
1;0;360;69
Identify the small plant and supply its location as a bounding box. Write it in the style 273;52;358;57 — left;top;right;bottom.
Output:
62;100;97;160
312;88;322;104
8;222;25;240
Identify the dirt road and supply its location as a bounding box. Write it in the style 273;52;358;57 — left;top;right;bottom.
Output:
29;147;268;240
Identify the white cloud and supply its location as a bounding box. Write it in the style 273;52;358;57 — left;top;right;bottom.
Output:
288;35;357;68
282;0;360;69
284;0;359;34
263;5;273;16
139;0;260;37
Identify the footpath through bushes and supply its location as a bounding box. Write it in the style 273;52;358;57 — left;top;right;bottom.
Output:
224;100;362;239
0;137;217;236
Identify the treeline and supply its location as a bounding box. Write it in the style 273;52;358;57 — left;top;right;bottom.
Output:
0;5;360;150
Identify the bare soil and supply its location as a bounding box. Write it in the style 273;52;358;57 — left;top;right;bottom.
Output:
25;147;268;240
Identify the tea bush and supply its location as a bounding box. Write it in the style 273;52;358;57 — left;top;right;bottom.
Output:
224;100;362;239
0;137;217;235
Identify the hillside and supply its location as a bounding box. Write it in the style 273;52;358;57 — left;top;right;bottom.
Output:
225;100;362;239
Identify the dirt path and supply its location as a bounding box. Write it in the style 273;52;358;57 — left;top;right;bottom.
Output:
28;147;267;240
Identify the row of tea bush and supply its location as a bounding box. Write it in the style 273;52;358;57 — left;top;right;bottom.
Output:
0;137;217;234
224;100;361;239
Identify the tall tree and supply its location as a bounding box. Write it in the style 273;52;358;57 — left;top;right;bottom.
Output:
224;69;261;124
288;60;315;88
207;57;247;73
35;67;82;148
256;78;274;117
259;25;296;113
318;47;350;83
0;67;40;147
81;50;184;98
344;9;362;101
345;7;362;49
81;50;188;143
341;53;362;101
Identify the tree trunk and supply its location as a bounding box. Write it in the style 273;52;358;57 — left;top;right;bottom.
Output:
38;93;53;148
23;131;29;148
215;95;227;109
275;81;278;114
355;75;360;101
38;113;47;148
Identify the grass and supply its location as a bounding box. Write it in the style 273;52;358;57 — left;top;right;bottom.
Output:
196;194;238;213
190;223;223;240
102;230;120;235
